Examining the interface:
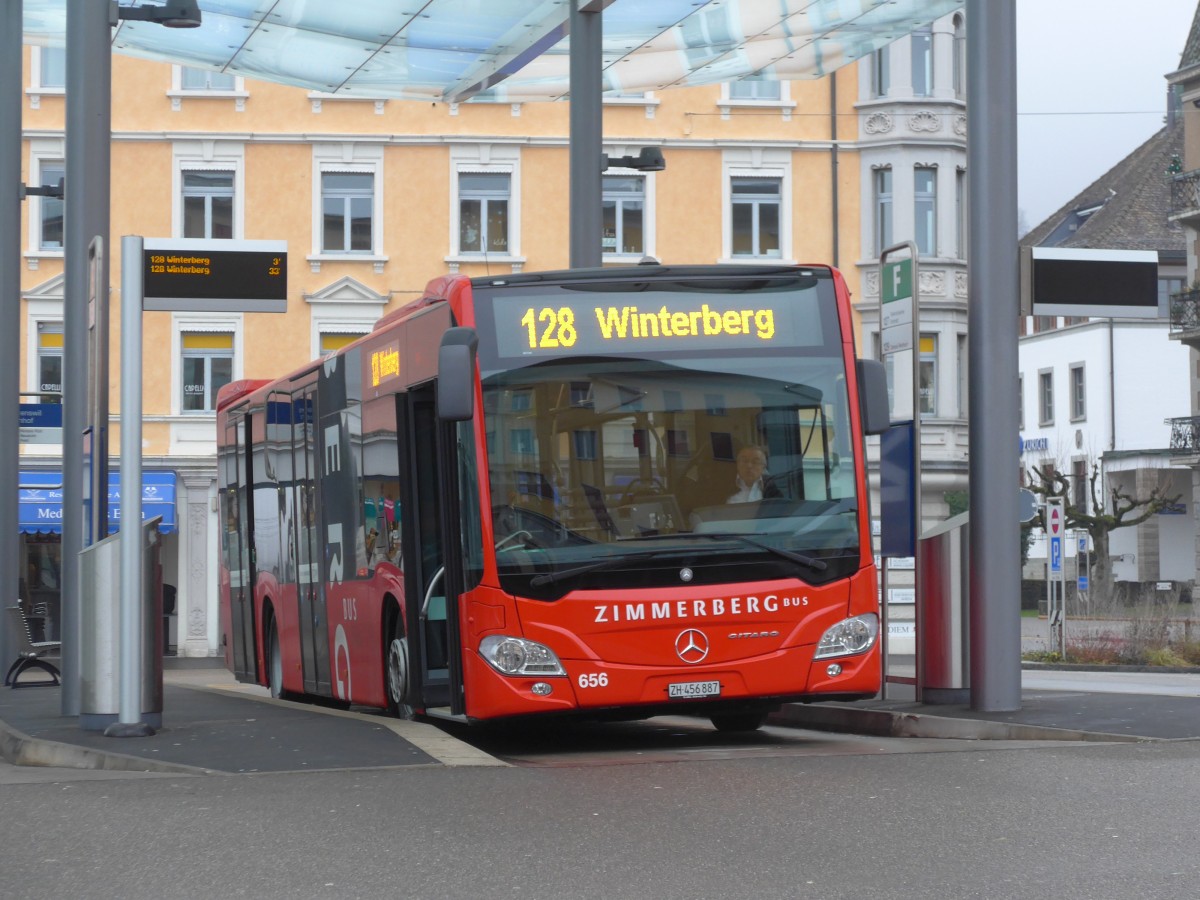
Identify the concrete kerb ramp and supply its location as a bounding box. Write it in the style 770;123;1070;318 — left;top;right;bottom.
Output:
0;714;212;774
772;702;1152;743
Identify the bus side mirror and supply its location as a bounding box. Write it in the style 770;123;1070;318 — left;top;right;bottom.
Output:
437;327;478;422
857;358;891;436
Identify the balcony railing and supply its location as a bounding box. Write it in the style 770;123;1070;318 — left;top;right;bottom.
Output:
1170;169;1200;220
1168;416;1200;453
1170;288;1200;334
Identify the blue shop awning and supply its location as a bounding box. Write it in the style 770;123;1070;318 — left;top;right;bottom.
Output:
19;471;177;535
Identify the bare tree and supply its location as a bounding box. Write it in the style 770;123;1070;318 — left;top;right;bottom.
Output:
1026;461;1181;604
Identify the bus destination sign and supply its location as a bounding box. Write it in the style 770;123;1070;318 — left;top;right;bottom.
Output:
142;238;287;313
490;290;821;359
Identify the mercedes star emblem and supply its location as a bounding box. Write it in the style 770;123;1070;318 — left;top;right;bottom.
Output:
675;628;709;664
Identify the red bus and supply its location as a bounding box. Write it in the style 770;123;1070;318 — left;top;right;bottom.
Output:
217;264;890;731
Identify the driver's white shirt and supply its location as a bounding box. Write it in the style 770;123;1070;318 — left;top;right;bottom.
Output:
728;477;764;503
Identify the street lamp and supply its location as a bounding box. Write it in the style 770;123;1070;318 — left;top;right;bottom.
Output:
602;147;666;172
109;1;202;28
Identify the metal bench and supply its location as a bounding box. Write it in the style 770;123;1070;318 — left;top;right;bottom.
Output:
5;604;62;688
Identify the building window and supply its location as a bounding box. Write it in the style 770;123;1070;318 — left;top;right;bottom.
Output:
180;66;236;92
458;173;510;254
37;161;64;250
918;334;937;417
952;16;966;99
1070;363;1086;421
1072;458;1088;512
602;175;644;255
872;45;890;98
319;333;365;357
37;322;63;403
957;334;967;418
322;173;374;253
728;75;781;101
182;171;234;240
1159;276;1185;316
1038;370;1054;426
181;332;234;413
955;169;966;260
914;167;937;257
874;168;893;256
911;26;933;97
40;47;66;89
730;176;781;258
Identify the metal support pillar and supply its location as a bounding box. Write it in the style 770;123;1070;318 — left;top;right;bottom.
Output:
568;1;603;269
63;0;113;715
966;0;1021;711
0;0;23;672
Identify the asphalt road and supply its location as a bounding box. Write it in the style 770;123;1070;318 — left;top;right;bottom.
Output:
3;730;1199;899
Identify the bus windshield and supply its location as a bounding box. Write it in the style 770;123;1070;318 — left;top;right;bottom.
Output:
474;273;862;599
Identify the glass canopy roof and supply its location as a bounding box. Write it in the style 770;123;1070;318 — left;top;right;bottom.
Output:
24;0;963;101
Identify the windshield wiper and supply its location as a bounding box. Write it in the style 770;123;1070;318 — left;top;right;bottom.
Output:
698;533;828;571
529;549;673;587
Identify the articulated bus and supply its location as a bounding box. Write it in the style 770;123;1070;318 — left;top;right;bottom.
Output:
217;264;890;731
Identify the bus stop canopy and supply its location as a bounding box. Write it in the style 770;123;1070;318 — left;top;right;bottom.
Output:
24;0;963;102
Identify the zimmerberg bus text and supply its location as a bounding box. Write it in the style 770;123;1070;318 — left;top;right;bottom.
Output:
594;305;775;340
593;594;808;624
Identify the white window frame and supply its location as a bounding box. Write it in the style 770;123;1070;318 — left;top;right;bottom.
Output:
446;144;524;271
914;165;938;257
720;149;793;265
457;172;511;255
27;46;65;109
719;77;794;119
1038;369;1054;426
919;333;937;417
603;89;660;119
871;45;891;98
180;170;236;240
600;161;656;262
23;284;65;456
26;140;66;263
911;25;934;98
170;314;244;417
309;144;387;272
305;276;389;358
168;64;248;111
172;143;245;241
1069;362;1086;422
874;167;893;257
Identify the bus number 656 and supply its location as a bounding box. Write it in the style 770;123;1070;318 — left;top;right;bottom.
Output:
577;672;608;689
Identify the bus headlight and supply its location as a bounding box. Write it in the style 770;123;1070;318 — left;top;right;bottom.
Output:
813;614;879;659
479;636;566;677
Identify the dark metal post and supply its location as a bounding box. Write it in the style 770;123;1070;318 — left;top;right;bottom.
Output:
568;1;603;269
63;0;113;715
0;0;23;671
966;0;1021;711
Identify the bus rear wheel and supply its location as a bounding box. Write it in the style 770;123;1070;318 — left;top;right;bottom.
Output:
386;621;415;719
711;711;767;733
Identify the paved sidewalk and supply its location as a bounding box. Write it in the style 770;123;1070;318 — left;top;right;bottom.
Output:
0;661;503;773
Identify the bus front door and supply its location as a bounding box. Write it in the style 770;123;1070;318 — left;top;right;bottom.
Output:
403;385;465;715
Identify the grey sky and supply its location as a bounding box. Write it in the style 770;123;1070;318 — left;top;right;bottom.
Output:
1017;0;1196;230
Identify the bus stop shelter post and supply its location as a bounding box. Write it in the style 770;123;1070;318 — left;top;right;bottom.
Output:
105;235;152;737
0;0;22;672
62;0;114;715
568;1;603;269
966;0;1021;711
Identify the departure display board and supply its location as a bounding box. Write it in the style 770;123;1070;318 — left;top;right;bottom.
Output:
488;288;824;360
142;239;287;312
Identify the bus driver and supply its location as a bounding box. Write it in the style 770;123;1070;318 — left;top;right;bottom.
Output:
728;445;783;503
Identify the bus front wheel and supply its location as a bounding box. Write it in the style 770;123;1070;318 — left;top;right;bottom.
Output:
711;711;767;733
386;620;415;720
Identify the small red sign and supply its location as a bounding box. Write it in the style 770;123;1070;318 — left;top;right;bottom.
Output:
1049;506;1061;536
